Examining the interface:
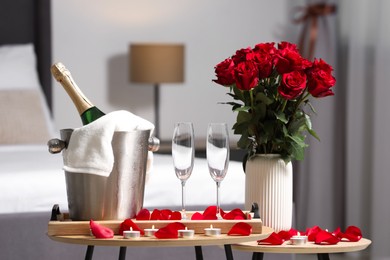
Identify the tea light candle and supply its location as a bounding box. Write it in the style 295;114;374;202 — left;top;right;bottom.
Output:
144;225;158;237
178;227;195;238
204;225;221;236
290;232;308;245
123;227;140;239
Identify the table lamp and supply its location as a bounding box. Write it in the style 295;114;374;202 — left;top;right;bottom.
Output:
129;43;185;138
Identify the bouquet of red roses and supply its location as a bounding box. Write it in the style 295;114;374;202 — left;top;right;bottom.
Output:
213;41;336;162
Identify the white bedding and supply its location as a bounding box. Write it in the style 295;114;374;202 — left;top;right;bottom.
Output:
0;145;245;215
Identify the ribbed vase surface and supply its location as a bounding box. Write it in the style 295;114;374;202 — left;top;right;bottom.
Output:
245;154;292;232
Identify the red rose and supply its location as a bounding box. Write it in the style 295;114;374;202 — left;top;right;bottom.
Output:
253;42;277;55
278;71;307;100
278;41;299;52
232;47;255;64
307;59;336;97
213;58;235;86
275;48;312;74
253;43;276;79
234;61;259;91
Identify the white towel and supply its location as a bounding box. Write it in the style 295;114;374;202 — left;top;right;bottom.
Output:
63;110;155;177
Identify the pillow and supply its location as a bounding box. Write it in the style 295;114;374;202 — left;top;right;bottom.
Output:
0;43;41;89
0;89;52;144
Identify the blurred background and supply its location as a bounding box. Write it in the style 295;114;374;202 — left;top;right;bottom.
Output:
51;0;390;259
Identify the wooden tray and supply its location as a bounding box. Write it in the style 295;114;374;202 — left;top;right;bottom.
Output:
48;212;262;236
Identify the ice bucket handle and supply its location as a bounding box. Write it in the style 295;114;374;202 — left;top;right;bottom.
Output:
48;134;160;154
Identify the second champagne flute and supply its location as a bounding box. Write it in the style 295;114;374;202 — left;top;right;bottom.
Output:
206;123;229;219
172;122;195;220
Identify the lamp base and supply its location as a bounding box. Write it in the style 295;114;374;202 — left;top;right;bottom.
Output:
154;83;160;138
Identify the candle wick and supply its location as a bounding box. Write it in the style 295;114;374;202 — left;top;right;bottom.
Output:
130;227;133;231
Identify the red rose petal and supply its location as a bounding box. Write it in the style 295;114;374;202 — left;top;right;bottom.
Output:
315;230;339;245
119;218;144;236
332;227;342;238
170;211;182;220
228;222;252;236
306;225;322;242
191;212;204;220
258;232;284;245
135;208;150;220
220;208;226;218
90;219;114;239
160;209;173;220
223;208;246;220
340;226;362;242
203;206;218;220
278;228;297;241
154;222;186;239
150;209;162;220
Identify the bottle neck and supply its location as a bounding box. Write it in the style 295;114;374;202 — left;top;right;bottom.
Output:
51;63;94;115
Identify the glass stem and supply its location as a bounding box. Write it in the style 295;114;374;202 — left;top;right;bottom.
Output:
216;181;221;219
181;180;186;219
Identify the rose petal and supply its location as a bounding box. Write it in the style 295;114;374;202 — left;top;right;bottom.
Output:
203;206;218;220
332;227;342;238
154;222;186;239
278;228;297;241
135;208;150;220
223;208;246;220
315;230;340;245
191;212;204;220
160;209;173;220
150;209;162;220
220;208;227;217
228;222;252;236
340;226;362;242
90;220;114;239
258;232;284;245
170;211;182;220
119;218;144;236
306;225;322;242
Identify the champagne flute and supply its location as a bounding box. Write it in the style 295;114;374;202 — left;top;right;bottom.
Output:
206;123;229;219
172;122;195;219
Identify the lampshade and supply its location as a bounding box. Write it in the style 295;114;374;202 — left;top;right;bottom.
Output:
129;43;184;83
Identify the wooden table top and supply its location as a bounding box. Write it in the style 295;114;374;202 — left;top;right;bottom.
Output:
48;226;274;247
232;238;371;254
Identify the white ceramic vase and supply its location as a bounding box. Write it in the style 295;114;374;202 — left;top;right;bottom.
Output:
245;154;293;232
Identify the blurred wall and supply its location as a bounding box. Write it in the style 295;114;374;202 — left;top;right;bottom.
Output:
52;0;300;141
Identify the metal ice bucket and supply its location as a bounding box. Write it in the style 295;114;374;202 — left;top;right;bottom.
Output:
49;128;159;220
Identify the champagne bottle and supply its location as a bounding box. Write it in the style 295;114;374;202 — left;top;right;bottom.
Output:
51;62;105;125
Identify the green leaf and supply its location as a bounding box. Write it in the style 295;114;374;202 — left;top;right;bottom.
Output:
236;111;252;124
290;142;305;161
237;133;250;149
256;92;273;105
286;135;306;161
274;111;288;124
289;134;307;147
234;106;251;112
304;114;320;141
254;103;266;120
232;85;245;102
308;128;320;141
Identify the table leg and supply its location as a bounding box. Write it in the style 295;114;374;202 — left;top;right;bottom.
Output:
85;245;94;260
317;253;330;260
195;246;203;260
252;252;264;260
118;247;127;260
224;245;234;260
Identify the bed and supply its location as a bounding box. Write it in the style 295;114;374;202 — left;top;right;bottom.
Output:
0;1;251;259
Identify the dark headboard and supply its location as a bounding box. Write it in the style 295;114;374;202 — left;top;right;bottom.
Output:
0;0;52;111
